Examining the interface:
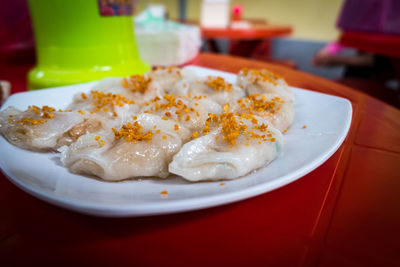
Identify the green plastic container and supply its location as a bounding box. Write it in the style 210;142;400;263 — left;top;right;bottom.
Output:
28;0;149;90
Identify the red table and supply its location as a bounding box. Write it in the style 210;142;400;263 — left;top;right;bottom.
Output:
201;24;292;40
1;53;400;266
201;22;292;59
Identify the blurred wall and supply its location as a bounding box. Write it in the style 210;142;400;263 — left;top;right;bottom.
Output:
136;0;344;41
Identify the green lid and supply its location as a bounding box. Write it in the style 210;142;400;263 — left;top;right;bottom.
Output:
28;0;150;90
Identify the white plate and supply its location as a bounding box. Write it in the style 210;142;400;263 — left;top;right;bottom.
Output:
0;66;352;217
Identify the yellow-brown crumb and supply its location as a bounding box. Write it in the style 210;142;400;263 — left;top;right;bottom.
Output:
240;67;283;85
112;121;153;143
206;76;232;92
121;75;152;93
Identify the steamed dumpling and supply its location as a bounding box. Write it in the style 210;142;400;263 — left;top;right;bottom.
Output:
169;113;283;181
68;90;140;121
147;66;196;92
237;68;294;102
0;105;107;151
141;94;223;132
230;93;294;132
171;76;245;106
91;75;163;106
60;113;191;181
90;67;195;106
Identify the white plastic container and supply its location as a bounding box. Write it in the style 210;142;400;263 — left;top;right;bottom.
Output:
200;0;230;28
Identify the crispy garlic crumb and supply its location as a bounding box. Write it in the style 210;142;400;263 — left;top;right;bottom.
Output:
13;105;59;125
203;112;276;146
112;121;153;144
94;136;106;146
155;66;182;76
143;94;202;122
160;190;169;199
15;117;44;125
237;94;284;114
241;67;283;86
206;76;232;92
88;91;135;115
223;104;230;112
121;75;152;93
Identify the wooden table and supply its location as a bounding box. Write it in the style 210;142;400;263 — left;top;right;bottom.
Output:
1;53;400;266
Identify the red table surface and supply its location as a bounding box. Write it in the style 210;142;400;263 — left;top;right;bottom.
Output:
1;53;400;266
201;25;292;40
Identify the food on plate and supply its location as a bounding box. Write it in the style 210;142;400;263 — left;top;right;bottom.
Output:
68;90;140;120
237;68;294;102
169;112;283;181
171;75;245;106
91;66;195;105
147;66;196;91
229;93;294;132
0;105;109;151
140;93;223;132
0;66;294;182
90;75;163;106
60;113;191;180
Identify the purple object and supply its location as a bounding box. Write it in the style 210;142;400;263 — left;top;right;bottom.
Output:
337;0;400;35
0;0;34;54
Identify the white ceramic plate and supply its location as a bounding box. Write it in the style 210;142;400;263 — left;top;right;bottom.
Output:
0;66;352;217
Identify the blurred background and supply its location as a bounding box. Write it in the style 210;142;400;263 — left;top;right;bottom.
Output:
136;0;400;108
136;0;342;40
1;0;399;108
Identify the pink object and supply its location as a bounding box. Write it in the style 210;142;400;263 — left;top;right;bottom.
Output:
324;42;346;55
233;4;242;14
232;4;242;21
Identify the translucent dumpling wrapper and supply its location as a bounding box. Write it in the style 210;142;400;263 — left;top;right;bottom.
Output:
90;67;195;106
230;93;294;132
237;68;294;102
147;66;196;92
0;105;109;151
171;76;245;106
140;94;223;132
59;113;192;181
91;76;163;106
68;90;140;121
169;113;283;181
